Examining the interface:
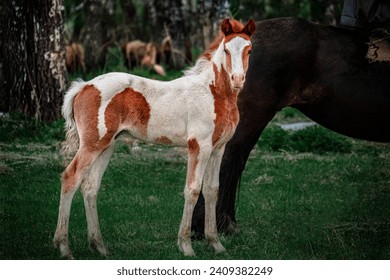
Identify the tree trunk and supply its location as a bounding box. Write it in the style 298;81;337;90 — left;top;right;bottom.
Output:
120;0;137;42
149;0;189;69
1;0;66;122
81;0;116;71
198;0;231;50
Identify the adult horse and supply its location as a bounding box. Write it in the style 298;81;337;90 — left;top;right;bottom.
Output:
192;17;390;235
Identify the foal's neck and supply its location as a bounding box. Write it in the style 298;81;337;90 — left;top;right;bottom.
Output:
186;50;238;100
209;63;238;100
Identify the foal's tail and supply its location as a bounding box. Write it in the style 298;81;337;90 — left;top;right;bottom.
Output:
62;80;85;156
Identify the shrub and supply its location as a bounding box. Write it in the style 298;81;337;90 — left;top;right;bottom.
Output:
257;125;352;154
289;126;352;154
258;125;291;151
0;114;64;144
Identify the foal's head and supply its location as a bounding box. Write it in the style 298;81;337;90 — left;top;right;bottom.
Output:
218;18;256;90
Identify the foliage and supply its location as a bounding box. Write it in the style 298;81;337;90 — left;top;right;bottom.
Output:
0;114;64;144
258;124;352;154
289;126;352;154
258;125;290;152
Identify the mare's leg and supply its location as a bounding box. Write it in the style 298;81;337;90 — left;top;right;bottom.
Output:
53;147;99;258
178;141;212;257
203;146;226;253
80;145;115;256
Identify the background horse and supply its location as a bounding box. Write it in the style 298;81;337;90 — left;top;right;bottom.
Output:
53;18;255;258
65;42;86;77
192;17;390;235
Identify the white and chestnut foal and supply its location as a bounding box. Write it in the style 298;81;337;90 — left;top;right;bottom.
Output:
54;18;255;258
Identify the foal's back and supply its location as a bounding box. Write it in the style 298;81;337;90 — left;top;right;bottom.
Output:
73;72;215;147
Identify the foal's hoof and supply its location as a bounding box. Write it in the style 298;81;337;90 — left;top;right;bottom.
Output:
53;239;74;259
178;240;196;257
211;241;227;254
89;239;111;256
53;237;74;260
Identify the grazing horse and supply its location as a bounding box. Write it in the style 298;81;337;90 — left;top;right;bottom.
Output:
192;17;390;235
65;42;86;76
141;42;166;76
122;40;166;76
122;40;147;69
53;18;256;258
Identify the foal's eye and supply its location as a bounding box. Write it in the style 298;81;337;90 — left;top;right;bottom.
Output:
248;50;252;55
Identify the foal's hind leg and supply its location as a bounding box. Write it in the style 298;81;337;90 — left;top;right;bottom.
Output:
80;145;115;256
53;148;99;258
203;146;226;254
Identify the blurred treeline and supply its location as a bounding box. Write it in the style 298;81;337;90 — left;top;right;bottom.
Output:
0;0;344;122
65;0;343;70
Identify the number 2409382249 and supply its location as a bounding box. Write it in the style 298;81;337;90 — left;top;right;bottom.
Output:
209;266;273;276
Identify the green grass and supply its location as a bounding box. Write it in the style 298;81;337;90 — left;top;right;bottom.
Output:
1;109;390;260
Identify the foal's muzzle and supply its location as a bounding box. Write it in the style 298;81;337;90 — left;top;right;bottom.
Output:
231;73;245;90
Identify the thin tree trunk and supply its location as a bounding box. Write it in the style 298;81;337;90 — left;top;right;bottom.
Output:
199;0;231;50
149;0;189;69
198;0;212;49
120;0;137;41
1;0;66;122
82;0;116;71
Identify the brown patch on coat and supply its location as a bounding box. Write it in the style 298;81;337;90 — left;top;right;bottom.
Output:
187;138;200;188
62;151;95;194
62;85;104;194
64;85;151;194
242;44;252;72
210;64;239;147
61;156;79;193
104;87;150;138
155;136;173;145
73;85;104;151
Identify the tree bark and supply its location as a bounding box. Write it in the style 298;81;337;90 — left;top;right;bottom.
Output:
198;0;231;49
149;0;189;69
81;0;116;71
1;0;66;122
120;0;137;41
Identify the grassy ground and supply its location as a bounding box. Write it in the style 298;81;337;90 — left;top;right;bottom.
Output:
1;107;389;260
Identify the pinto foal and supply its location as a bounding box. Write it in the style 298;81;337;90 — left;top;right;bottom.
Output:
54;18;255;258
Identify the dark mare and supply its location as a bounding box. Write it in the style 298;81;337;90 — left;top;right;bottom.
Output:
192;17;390;235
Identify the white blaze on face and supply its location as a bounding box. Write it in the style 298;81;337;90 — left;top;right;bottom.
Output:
224;36;252;89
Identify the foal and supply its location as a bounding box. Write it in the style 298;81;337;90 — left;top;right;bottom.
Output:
53;18;255;258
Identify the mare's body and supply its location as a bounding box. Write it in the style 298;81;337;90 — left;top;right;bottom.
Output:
192;17;390;234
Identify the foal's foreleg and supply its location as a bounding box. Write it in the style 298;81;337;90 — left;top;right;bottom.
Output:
53;148;99;258
178;142;212;256
203;146;226;254
80;145;115;256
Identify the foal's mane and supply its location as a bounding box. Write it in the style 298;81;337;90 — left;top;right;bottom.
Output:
184;19;246;76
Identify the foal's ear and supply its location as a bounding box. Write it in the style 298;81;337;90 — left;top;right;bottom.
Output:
243;19;256;37
221;18;234;36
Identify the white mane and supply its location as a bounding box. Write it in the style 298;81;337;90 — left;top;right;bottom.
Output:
184;35;225;77
183;56;213;76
